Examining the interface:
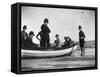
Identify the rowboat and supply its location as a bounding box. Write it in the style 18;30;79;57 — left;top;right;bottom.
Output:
21;44;78;59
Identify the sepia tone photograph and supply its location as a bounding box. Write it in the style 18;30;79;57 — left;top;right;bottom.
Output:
21;5;96;72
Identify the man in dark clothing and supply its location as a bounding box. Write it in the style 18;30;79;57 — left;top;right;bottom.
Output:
41;18;51;48
21;25;28;46
78;25;85;56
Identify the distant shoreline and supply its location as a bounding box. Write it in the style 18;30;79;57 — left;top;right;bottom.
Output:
49;40;95;48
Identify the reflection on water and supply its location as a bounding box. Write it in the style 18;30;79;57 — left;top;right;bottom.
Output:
21;48;95;71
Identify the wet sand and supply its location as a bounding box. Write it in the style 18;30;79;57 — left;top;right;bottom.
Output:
21;48;95;71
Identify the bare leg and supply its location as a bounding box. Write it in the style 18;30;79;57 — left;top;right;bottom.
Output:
81;47;85;56
80;48;83;56
83;47;85;55
47;39;50;48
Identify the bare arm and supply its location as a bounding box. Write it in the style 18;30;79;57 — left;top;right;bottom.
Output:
82;31;85;39
36;32;41;41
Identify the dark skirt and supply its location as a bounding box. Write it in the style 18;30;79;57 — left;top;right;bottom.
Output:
79;39;85;47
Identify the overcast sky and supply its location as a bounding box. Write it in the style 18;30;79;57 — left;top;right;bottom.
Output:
21;6;95;44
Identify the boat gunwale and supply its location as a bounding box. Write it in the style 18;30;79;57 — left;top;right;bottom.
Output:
21;45;78;59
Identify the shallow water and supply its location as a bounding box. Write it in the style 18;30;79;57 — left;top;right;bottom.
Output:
21;48;95;71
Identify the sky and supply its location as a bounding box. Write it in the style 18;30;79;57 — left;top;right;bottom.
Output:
21;6;95;44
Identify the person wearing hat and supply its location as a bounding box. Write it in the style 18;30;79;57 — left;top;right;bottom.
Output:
26;31;37;47
21;25;28;46
78;25;85;56
41;18;51;48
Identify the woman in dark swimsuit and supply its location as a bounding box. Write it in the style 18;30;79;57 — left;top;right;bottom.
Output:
78;25;85;56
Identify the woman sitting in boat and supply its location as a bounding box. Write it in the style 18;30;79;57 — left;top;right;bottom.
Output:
67;37;72;46
62;36;72;47
25;31;38;47
21;25;28;46
62;36;68;47
54;34;61;48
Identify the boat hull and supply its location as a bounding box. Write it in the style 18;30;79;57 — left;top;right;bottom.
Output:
21;45;77;59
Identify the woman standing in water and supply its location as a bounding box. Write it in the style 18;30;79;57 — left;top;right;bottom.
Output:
78;25;85;56
41;18;51;48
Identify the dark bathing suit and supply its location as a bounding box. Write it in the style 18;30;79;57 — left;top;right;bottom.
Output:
41;24;51;48
79;31;85;47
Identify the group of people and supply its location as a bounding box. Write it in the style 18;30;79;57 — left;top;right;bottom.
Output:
54;34;72;48
21;25;38;47
21;18;51;48
21;18;86;56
